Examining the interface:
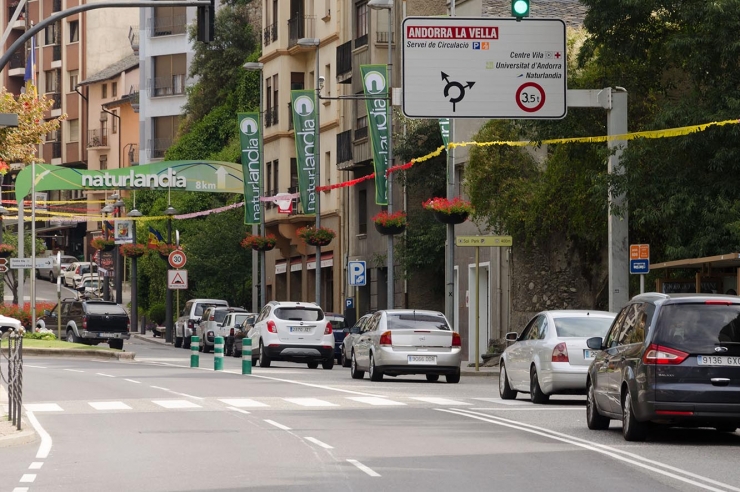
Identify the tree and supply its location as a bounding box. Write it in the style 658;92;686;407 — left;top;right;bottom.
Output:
0;89;65;164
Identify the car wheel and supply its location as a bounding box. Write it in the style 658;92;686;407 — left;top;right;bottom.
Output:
530;367;550;404
622;389;648;442
426;374;439;382
307;362;319;369
109;339;124;350
174;336;183;348
715;426;737;433
49;272;55;283
350;352;364;379
67;329;77;344
369;354;383;381
322;358;334;370
499;363;517;399
203;342;211;354
225;345;233;357
183;338;191;349
259;341;271;368
446;369;461;384
586;381;610;430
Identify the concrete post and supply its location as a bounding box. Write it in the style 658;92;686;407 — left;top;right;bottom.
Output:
214;336;224;371
190;336;199;368
242;338;252;375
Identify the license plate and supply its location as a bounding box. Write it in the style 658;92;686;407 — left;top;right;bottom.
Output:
408;355;437;365
584;349;595;360
99;333;115;338
290;326;311;333
697;355;740;366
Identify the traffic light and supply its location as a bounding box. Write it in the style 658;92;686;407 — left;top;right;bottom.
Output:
512;0;530;19
197;0;215;43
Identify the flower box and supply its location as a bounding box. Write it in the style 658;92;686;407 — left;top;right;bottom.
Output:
372;210;407;236
423;197;473;225
241;234;277;252
90;238;116;252
156;243;178;259
297;226;336;247
0;243;15;258
119;243;148;258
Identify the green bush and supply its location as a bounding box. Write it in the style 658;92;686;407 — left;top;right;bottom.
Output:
148;303;166;325
25;331;57;341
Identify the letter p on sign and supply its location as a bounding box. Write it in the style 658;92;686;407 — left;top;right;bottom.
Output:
348;260;366;287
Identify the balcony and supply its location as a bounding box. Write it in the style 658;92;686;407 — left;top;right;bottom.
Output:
150;74;186;97
52;45;61;62
52;0;61;13
7;6;25;29
265;106;278;127
337;130;353;166
336;40;352;83
288;15;315;48
128;26;139;54
87;129;108;148
49;92;61;110
287;186;300;216
127;86;140;112
149;138;173;159
8;49;24;70
355;34;368;49
151;14;187;37
263;23;277;46
376;31;395;44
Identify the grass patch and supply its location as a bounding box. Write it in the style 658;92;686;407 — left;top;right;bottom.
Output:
21;339;117;351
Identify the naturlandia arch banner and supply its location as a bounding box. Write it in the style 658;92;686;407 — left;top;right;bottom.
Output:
361;64;389;205
238;112;262;225
290;89;318;215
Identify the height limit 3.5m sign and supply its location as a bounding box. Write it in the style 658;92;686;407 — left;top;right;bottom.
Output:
402;17;567;119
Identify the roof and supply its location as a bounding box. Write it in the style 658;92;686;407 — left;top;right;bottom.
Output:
77;54;139;87
650;253;740;270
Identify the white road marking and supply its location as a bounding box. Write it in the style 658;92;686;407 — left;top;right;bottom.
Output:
347;459;381;477
247;374;383;397
24;403;63;412
150;385;170;391
227;407;251;415
347;396;406;406
410;397;471;406
19;475;35;483
264;419;291;431
284;398;338;407
469;407;583;411
219;398;269;408
64;369;84;373
472;397;530;406
150;386;204;400
152;400;201;409
88;401;132;411
440;408;740;492
124;379;141;384
12;488;29;492
24;365;46;369
25;412;51;459
96;373;115;378
28;463;43;470
305;437;333;449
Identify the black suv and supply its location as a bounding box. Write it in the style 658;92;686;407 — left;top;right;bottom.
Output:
36;299;130;349
586;293;740;441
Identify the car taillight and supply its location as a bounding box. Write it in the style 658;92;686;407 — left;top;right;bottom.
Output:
82;316;87;330
452;332;461;347
267;320;277;333
324;322;333;335
75;266;80;274
552;342;569;362
344;331;349;339
209;315;215;321
642;344;688;365
379;332;392;346
188;320;195;329
127;319;131;332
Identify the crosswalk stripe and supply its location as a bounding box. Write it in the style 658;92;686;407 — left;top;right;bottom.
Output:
219;398;269;408
409;397;471;406
152;400;201;409
283;398;338;407
88;402;132;411
346;396;406;406
24;403;63;412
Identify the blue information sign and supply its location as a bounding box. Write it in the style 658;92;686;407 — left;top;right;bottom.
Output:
630;259;650;275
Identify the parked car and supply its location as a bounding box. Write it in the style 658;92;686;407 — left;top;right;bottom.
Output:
60;262;98;288
248;301;334;369
585;293;740;441
36;255;77;282
0;315;23;335
350;310;462;383
174;298;228;348
340;314;373;367
325;312;348;362
35;298;130;349
77;278;104;299
499;310;616;403
197;306;247;354
231;314;258;357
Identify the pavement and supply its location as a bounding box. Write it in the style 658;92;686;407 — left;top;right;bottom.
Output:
0;384;37;449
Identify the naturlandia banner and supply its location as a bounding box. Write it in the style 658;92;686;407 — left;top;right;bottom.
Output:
361;64;389;205
290;89;318;215
238;112;262;225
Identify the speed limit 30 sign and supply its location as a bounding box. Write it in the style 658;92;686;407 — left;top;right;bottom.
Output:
168;249;187;269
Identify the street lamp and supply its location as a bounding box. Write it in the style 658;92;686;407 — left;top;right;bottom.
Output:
368;0;395;309
127;206;142;334
164;204;177;344
297;37;323;307
243;61;266;312
101;202;114;301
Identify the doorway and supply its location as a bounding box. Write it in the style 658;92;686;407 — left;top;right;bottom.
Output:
467;262;490;362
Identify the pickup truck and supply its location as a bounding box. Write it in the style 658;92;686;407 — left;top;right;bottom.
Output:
35;299;130;349
174;298;228;349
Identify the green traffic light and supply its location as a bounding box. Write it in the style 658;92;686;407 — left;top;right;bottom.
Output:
512;0;530;17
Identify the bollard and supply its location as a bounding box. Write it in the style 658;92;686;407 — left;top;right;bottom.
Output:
242;338;252;375
190;336;200;368
214;336;224;371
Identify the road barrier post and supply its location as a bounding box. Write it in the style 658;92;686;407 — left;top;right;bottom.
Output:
214;336;224;371
242;338;252;375
190;336;199;368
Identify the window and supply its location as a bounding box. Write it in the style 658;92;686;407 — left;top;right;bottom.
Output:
266;161;272;195
45;22;60;45
68;70;78;92
605;306;629;348
102;84;107;98
112;82;117;98
68;119;79;142
45;70;61;93
324;151;331;184
324;64;331;97
355;1;368;40
100;155;108;170
272;74;279;123
358;189;367;234
68;20;79;43
111;110;118;134
290;158;298;190
266;76;273;126
273;160;279;194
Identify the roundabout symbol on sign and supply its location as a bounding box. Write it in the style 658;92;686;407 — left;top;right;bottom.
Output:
168;249;187;269
515;82;546;113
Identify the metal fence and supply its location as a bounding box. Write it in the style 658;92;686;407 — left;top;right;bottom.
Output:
1;331;24;430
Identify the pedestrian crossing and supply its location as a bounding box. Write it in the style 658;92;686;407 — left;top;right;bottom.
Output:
22;396;575;415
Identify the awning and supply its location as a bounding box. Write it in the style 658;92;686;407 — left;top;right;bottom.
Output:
651;253;740;271
290;256;302;272
275;260;286;274
307;252;333;271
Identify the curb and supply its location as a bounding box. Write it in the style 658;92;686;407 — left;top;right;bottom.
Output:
0;386;38;448
132;333;169;346
1;347;135;360
461;370;499;377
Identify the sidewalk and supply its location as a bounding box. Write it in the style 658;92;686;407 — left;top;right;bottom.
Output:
0;385;37;448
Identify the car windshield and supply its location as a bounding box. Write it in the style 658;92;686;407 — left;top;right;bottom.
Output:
233;314;250;325
79;265;97;275
554;317;614;338
327;317;347;329
195;303;227;316
387;313;450;331
655;303;740;352
86;303;127;315
274;307;323;321
214;310;229;322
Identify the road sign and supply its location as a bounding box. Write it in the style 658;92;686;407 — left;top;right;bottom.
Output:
348;261;366;287
402;17;567;119
345;298;354;309
0;258;7;273
630;260;650;275
168;249;187;269
456;236;513;247
168;269;188;289
10;257;53;269
630;244;650;274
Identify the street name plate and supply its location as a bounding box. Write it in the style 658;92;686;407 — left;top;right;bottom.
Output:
456;236;513;247
11;258;53;269
402;17;567;119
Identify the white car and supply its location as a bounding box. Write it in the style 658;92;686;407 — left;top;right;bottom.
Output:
498;310;616;403
248;301;334;369
61;262;98;288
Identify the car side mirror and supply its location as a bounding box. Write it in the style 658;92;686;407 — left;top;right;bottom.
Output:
586;337;603;350
505;331;519;342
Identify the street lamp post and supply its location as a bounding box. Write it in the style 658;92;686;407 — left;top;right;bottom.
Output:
243;62;266;312
368;0;394;308
112;194;125;304
101;202;114;301
164;204;177;344
297;37;322;307
127;204;142;334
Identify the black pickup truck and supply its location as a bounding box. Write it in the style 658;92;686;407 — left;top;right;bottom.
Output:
35;299;130;349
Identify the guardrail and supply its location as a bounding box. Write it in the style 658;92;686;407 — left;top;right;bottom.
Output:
0;329;24;430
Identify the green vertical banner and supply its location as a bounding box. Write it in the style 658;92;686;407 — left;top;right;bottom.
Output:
439;118;450;147
290;90;318;215
238;112;262;225
361;64;389;205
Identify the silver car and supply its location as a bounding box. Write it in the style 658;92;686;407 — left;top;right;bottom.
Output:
350;310;462;383
499;310;616;403
340;314;372;367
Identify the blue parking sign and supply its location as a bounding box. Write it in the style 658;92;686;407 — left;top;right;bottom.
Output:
348;261;366;286
630;259;650;274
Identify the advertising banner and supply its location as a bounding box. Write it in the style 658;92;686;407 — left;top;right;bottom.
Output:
238;112;262;225
361;64;390;205
290;90;318;215
114;220;133;244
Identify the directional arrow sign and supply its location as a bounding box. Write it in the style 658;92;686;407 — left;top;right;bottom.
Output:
0;258;7;273
215;167;227;189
